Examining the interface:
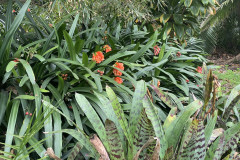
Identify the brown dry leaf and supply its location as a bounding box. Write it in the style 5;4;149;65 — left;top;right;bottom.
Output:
152;138;160;160
90;134;110;160
45;148;61;160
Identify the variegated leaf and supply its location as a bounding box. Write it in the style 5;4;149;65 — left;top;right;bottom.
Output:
143;95;167;159
179;119;206;160
105;119;125;160
133;109;154;159
67;142;82;160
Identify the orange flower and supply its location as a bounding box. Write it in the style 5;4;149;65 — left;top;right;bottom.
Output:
12;10;16;13
49;24;53;27
114;77;123;84
27;8;30;12
92;51;104;63
153;45;160;56
196;66;202;74
103;45;112;53
113;62;124;76
176;51;181;57
157;80;160;87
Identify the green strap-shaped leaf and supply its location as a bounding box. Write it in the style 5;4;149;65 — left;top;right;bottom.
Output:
47;84;71;125
223;94;240;122
33;83;41;115
105;119;125;160
143;95;167;159
129;80;147;135
132;109;155;159
106;86;133;148
28;137;47;158
53;111;62;157
19;74;29;87
62;13;79;59
67;142;82;160
0;91;8;126
43;96;53;148
19;59;36;84
71;101;83;130
4;100;20;154
128;31;158;62
205;110;218;145
6;61;17;72
165;100;202;149
0;0;31;63
15;95;35;100
75;93;110;152
223;84;240;116
63;31;76;61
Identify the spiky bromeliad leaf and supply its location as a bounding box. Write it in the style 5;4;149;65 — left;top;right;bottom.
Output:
132;109;155;159
105;119;125;160
206;123;240;160
222;132;240;154
106;86;132;147
94;91;125;148
152;85;176;109
213;133;225;160
165;100;202;149
67;142;82;160
179;119;206;160
129;80;147;136
142;95;167;159
178;118;197;157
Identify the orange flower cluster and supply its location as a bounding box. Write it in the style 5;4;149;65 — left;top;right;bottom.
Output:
113;62;124;84
97;70;104;76
153;45;160;56
92;51;104;63
61;74;68;80
176;51;181;57
103;45;112;53
27;8;30;12
196;66;202;74
113;62;124;76
114;77;123;84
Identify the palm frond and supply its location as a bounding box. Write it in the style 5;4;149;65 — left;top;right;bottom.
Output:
201;0;240;31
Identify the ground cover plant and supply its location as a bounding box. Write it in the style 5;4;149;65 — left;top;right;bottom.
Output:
0;0;239;159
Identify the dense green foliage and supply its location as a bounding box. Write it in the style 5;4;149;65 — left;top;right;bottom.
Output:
0;0;239;159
